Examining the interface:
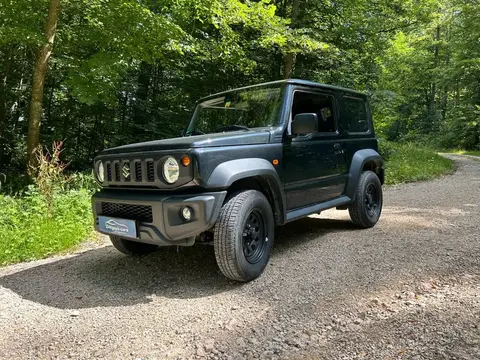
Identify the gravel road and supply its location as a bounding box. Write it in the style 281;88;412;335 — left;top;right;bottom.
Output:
1;154;479;360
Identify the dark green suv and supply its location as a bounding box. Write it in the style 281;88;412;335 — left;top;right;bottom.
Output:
92;79;384;282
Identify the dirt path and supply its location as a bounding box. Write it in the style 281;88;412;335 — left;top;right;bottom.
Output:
1;154;479;360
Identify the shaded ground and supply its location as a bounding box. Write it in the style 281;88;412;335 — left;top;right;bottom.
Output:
0;154;479;360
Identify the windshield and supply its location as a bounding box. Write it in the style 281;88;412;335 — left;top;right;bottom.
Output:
186;84;284;135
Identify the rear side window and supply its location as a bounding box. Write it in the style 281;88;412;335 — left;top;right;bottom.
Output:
344;97;369;133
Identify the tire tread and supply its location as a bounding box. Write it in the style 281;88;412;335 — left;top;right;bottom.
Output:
348;171;382;228
214;190;273;282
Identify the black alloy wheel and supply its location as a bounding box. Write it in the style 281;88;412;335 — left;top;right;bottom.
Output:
242;210;267;264
364;183;380;218
214;190;275;282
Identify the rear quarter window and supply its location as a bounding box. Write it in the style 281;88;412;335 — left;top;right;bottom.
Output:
344;97;370;133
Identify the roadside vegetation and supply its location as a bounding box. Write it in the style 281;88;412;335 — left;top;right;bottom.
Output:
379;141;454;185
0;143;97;266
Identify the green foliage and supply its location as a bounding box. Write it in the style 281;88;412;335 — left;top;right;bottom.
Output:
0;141;96;265
0;187;93;265
66;171;99;192
383;142;453;185
374;0;480;148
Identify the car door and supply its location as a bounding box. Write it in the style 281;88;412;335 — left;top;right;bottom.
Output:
283;89;348;210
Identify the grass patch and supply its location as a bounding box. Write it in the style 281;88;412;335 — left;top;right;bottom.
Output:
0;188;93;266
379;142;454;185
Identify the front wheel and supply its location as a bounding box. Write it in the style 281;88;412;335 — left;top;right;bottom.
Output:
110;236;159;255
214;190;275;282
348;171;383;228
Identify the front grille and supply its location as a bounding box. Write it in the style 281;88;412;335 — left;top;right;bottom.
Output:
101;202;153;223
103;158;157;185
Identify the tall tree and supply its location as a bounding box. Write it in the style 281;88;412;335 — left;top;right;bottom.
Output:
26;0;61;170
283;0;301;79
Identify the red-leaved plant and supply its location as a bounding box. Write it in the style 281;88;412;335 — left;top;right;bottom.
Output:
32;141;70;216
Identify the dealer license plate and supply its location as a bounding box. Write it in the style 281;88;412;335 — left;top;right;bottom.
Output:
98;216;138;239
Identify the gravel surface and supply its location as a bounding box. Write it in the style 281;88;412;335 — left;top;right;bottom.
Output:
1;154;479;360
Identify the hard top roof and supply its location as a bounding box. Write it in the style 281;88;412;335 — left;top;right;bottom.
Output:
199;79;367;101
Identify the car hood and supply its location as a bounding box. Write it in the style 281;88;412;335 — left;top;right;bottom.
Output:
99;129;272;155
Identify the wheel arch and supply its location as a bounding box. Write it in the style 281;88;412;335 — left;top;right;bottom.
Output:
346;149;384;201
206;158;286;225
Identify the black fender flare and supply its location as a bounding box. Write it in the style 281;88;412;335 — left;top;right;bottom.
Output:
346;149;384;200
206;158;287;224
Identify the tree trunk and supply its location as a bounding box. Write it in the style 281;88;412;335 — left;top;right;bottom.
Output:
0;66;7;141
0;47;13;140
26;0;61;171
284;53;297;79
283;0;301;79
428;25;441;127
133;62;152;137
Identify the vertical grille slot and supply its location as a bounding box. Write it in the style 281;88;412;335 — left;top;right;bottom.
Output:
106;163;112;181
146;161;155;182
135;161;142;181
114;162;120;181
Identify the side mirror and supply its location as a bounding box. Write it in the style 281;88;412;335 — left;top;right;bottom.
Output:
291;113;318;135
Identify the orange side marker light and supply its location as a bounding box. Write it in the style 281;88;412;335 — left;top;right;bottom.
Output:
181;156;191;167
273;159;279;165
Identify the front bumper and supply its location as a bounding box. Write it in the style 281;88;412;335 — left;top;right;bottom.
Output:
92;190;227;246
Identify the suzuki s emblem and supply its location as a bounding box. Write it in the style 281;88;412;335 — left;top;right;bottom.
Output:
122;163;130;179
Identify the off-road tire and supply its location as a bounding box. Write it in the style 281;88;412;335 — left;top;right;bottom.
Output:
348;170;383;228
214;190;274;282
110;236;159;255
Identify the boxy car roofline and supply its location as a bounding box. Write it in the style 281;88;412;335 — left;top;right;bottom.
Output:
197;79;367;103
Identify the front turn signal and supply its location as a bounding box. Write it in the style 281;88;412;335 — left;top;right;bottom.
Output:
181;156;191;167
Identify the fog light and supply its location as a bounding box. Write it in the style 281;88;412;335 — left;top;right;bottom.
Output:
181;207;193;221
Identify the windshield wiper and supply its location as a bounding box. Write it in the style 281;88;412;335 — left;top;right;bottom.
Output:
185;129;206;136
214;125;250;133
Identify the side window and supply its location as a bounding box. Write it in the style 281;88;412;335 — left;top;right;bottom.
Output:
291;91;336;133
344;97;369;133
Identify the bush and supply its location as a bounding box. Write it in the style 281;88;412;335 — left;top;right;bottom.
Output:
66;172;99;192
377;138;397;161
0;142;95;266
0;188;93;265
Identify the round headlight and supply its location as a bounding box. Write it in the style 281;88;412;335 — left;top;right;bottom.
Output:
163;157;179;184
97;161;104;183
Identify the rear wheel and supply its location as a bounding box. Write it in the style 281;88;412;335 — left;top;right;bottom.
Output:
348;170;383;228
110;236;159;255
214;190;274;282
